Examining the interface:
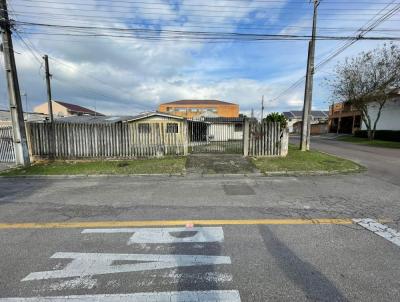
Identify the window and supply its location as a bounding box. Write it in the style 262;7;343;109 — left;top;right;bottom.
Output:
234;123;243;132
138;123;150;133
166;123;179;133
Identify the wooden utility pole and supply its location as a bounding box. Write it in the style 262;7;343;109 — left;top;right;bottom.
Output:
300;0;319;151
43;54;55;158
0;0;30;166
261;95;264;122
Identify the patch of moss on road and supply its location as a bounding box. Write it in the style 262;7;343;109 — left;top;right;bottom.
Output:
252;145;362;174
0;157;187;176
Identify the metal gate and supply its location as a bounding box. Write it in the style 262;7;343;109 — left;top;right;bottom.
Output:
188;118;244;154
0;126;15;162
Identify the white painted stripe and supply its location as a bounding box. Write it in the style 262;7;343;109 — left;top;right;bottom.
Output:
353;218;400;247
0;290;241;302
82;227;224;244
23;253;231;281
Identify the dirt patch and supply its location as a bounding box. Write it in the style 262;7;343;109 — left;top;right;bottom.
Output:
185;154;259;174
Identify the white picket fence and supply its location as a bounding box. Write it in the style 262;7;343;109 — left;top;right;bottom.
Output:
0;126;15;162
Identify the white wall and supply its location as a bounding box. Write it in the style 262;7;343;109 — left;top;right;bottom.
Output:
361;98;400;130
208;123;243;141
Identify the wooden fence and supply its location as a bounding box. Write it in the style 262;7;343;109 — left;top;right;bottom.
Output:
0;126;15;162
245;122;288;157
27;122;187;159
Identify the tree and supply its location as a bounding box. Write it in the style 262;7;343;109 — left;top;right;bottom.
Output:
264;112;287;128
328;43;400;140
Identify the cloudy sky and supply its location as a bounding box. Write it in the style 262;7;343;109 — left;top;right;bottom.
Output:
0;0;399;117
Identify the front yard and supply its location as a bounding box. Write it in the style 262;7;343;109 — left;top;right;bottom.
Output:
337;136;400;149
0;157;186;176
0;146;362;176
252;145;362;174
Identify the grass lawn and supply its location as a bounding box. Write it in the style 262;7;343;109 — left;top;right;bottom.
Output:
252;145;362;174
337;136;400;149
0;157;187;176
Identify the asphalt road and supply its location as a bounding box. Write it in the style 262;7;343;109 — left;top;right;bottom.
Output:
0;172;399;301
290;135;400;186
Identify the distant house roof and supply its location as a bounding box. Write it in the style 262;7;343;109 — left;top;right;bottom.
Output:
54;100;104;116
203;117;246;123
283;110;328;119
48;112;184;124
0;109;48;123
53;115;134;124
161;100;236;106
126;112;185;122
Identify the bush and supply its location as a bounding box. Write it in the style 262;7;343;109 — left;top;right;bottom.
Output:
264;112;287;128
354;130;400;142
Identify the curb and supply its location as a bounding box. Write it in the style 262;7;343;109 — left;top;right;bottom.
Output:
0;169;364;179
263;167;365;177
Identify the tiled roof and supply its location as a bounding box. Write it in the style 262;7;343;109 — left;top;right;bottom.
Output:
161;100;236;106
54;100;104;116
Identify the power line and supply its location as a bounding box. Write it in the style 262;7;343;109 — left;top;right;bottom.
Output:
269;1;400;103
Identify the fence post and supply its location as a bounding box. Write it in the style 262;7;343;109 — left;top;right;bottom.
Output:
183;119;189;156
243;118;249;156
280;127;289;157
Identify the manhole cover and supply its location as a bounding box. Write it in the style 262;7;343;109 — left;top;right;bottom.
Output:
223;184;255;196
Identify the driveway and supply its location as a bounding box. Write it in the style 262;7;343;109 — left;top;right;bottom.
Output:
290;136;400;186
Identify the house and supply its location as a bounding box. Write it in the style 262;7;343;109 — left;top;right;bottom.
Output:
0;109;48;126
51;112;188;153
361;89;400;131
328;102;362;134
202;117;245;142
292;120;329;135
34;100;104;117
158;100;239;119
283;110;329;133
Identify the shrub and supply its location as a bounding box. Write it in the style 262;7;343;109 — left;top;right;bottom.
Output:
354;130;400;142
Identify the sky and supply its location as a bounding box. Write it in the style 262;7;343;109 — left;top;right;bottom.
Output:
0;0;399;118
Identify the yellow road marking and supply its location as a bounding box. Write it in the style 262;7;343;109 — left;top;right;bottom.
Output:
0;218;354;230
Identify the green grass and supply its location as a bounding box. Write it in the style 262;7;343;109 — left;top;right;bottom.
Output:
0;157;187;176
337;136;400;149
252;145;362;173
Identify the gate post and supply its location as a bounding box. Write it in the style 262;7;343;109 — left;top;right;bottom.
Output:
183;119;189;156
243;118;249;156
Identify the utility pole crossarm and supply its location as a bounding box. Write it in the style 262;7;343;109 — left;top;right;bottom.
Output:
0;0;30;165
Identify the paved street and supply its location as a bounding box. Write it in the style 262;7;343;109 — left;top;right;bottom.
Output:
0;169;399;301
290;135;400;186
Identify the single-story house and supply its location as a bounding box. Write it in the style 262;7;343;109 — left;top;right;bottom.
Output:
0;109;48;127
283;110;329;133
329;88;400;134
361;89;400;131
292;120;328;135
34;100;104;117
203;117;246;142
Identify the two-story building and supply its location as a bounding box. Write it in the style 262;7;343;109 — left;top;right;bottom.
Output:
158;100;239;119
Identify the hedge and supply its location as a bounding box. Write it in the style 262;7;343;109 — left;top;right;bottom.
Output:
354;130;400;142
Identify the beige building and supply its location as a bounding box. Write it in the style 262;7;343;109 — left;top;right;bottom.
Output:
34;100;103;117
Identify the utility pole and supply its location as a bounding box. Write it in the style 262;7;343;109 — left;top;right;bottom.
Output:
43;54;55;158
261;95;264;122
300;0;319;151
0;0;30;166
